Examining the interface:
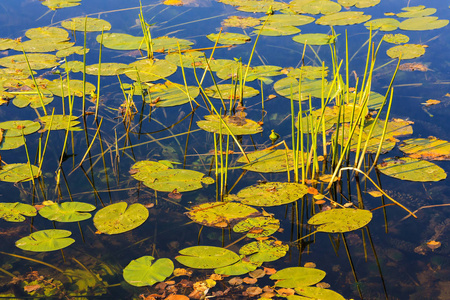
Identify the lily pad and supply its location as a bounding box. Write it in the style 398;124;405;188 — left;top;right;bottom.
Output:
308;208;373;233
152;36;193;52
97;33;143;50
295;286;345;300
25;27;69;41
292;33;334;46
16;229;75;252
237;149;306;173
274;77;336;101
0;120;40;137
234;182;308;207
205;84;259;100
165;51;206;68
386;44;426;60
40;115;82;131
0;202;37;222
197;114;263;136
186;202;259;228
399;16;449;31
260;14;315;26
147;81;199;107
0;163;40;182
206;32;251;45
225;0;288;13
123;256;174;287
399;137;450;160
0;136;25;150
39;202;96;222
270;267;326;288
364;18;400;31
396;6;436;18
286;65;329;80
382;33;409;44
316;11;371;26
85;63;128;76
233;216;280;238
222;16;260;28
338;0;379;8
239;239;288;263
176;246;240;269
378;157;447;182
0;54;59;70
41;0;81;10
143;169;214;192
13;94;54;109
56;46;88;57
214;259;260;276
291;0;341;15
252;24;300;36
46;78;96;97
130;160;169;182
125;59;177;82
61;17;111;32
93;202;149;235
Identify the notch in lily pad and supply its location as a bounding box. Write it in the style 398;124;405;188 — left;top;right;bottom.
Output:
123;256;174;287
39;201;96;222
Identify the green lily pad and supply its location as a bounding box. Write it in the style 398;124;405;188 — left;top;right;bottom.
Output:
152;36;194;52
0;120;40;137
292;33;334;46
13;94;54;109
386;44;426;60
364;18;400;31
214;259;260;276
286;65;329;80
143;169;214;192
165;51;206;68
56;46;88;57
123;256;174;287
197;114;263;136
378;157;447;182
125;59;177;82
39;202;96;222
186;202;259;228
46;78;96;97
0;54;59;70
130;160;170;182
0;163;40;182
176;246;240;269
274;77;336;101
237;149;305;173
260;14;315;26
0;136;25;150
222;16;261;28
291;0;341;15
61;17;111;32
85;63;128;76
316;11;371;26
97;33;143;50
224;0;288;13
399;17;449;31
295;286;345;300
16;229;75;252
206;32;251;45
93;202;149;235
41;0;81;9
270;266;326;288
25;27;69;41
234;182;308;207
12;39;73;53
399;137;450;160
0;203;37;222
219;64;283;82
147;81;199;107
239;239;288;263
0;38;19;51
382;33;410;44
233;216;280;238
40;115;82;131
308;209;373;233
396;6;436;18
252;24;300;36
338;0;379;8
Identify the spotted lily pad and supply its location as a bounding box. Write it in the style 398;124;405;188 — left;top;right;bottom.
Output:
295;286;345;300
16;229;75;252
286;65;329;80
130;160;169;182
0;54;59;70
143;169;214;192
93;202;149;235
186;202;259;228
292;33;334;45
386;44;426;60
123;256;174;287
270;267;326;288
399;17;449;31
206;32;251;45
61;17;111;32
0;120;40;137
399;137;450;160
39;202;96;222
147;81;199;107
364;18;400;31
233;216;280;238
152;36;194;52
378;157;447;182
382;33;410;44
260;14;315;26
237;149;305;173
0;203;37;222
25;27;69;41
85;63;128;76
125;59;177;82
239;239;288;263
197;114;263;136
225;0;288;13
40;115;82;131
274;77;336;101
56;46;88;57
308;208;373;233
0;163;40;182
176;246;240;269
316;11;371;26
222;16;260;28
234;182;308;207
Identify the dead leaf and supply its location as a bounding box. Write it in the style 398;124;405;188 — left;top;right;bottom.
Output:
243;277;257;284
422;99;441;107
368;190;383;197
304;262;316;268
173;268;192;277
246;286;262;296
229;277;243;285
276;288;295;296
248;269;265;279
264;267;276;275
426;240;441;251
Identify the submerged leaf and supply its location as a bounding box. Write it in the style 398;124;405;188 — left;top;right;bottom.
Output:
123;256;174;287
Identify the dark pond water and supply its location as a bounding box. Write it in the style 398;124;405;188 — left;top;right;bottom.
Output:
0;0;449;299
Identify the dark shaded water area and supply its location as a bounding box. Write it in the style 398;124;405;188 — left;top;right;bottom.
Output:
0;0;450;299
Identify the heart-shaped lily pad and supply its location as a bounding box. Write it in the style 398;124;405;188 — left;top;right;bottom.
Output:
295;286;346;300
377;157;447;182
97;33;143;50
205;84;259;99
143;169;214;193
292;33;334;46
233;216;280;238
0;202;37;222
0;163;40;182
13;94;54;109
39;202;96;222
176;246;240;269
123;256;174;287
197;114;263;136
147;81;199;107
386;44;426;60
16;229;75;252
93;202;149;235
234;182;308;207
308;208;373;233
270;266;326;288
239;239;288;263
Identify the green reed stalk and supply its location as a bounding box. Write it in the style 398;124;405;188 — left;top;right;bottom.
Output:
82;16;88;115
21;50;47;116
213;133;219;201
177;43;195;111
21;130;36;189
95;29;104;121
139;1;153;59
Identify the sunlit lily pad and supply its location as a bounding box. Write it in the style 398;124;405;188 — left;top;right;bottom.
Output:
234;182;308;207
25;27;69;41
382;33;409;44
316;11;371;26
85;63;128;76
378;157;447;182
216;65;282;82
239;239;288;263
176;246;240;269
206;32;251;45
0;54;59;70
364;18;400;31
143;169;214;192
252;24;300;36
16;229;75;252
292;33;333;46
0;120;40;137
0;163;40;182
56;46;88;57
186;202;259;228
237;149;305;173
46;78;96;97
295;286;345;300
0;38;19;51
270;266;326;288
13;94;54;109
40;115;82;131
396;6;436;18
93;202;149;235
152;36;194;52
224;0;288;13
0;203;37;222
286;65;329;80
0;136;24;150
386;44;426;59
308;208;373;233
233;216;280;238
399;137;450;160
147;81;199;107
123;256;174;287
291;0;341;15
214;259;260;275
13;39;73;53
197;114;263;136
222;16;260;28
274;77;336;101
41;0;81;10
260;14;315;26
125;59;177;82
97;33;143;50
338;0;379;8
62;17;111;32
399;17;449;31
165;51;206;68
130;160;169;182
39;202;96;222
